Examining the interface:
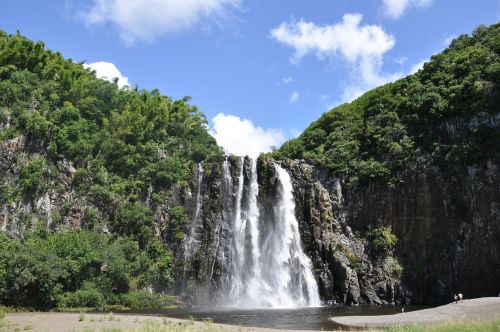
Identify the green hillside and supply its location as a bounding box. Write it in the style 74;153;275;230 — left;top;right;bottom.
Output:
0;30;222;310
273;23;499;185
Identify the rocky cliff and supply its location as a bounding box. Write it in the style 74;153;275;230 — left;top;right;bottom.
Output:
1;125;498;307
177;139;498;306
175;155;408;306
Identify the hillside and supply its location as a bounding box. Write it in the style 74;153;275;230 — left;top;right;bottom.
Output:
273;23;499;185
0;30;223;309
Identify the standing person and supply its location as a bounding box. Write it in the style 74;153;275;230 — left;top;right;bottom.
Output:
454;294;458;303
458;293;463;301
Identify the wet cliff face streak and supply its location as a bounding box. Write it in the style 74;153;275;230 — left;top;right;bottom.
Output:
218;157;320;308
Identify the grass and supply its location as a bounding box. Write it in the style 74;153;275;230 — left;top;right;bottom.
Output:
385;319;500;332
100;319;220;332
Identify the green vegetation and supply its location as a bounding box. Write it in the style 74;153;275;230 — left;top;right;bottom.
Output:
0;232;174;310
0;28;221;237
384;256;404;278
369;226;398;254
385;320;500;332
0;29;224;310
273;23;499;184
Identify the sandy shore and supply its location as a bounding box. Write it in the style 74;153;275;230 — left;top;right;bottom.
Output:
3;311;320;332
330;297;500;329
3;298;499;331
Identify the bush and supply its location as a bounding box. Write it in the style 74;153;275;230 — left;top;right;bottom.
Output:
58;289;105;310
384;255;404;277
117;291;176;310
18;157;51;197
369;226;397;254
0;231;174;310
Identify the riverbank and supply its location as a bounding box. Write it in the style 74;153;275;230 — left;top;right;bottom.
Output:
330;297;500;329
2;312;321;332
2;298;499;331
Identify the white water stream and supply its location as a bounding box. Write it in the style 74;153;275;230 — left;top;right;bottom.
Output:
222;157;320;308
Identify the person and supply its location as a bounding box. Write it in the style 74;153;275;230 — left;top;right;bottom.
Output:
401;307;405;313
458;293;463;301
454;294;458;303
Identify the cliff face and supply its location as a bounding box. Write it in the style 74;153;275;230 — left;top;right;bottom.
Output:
347;160;499;304
264;157;408;306
275;115;499;306
1;130;498;306
279;157;499;305
343;111;500;304
175;156;407;306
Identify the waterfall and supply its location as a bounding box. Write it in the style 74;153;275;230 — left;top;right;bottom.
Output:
269;164;321;307
220;158;320;308
184;162;204;263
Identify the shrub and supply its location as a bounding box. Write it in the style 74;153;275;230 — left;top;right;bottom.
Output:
384;255;404;277
18;157;52;197
117;291;176;310
58;289;105;310
369;226;397;254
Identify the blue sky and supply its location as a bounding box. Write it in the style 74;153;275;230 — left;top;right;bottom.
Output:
1;0;499;156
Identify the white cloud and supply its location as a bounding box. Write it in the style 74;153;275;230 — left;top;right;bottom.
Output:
271;13;400;102
80;0;240;43
409;59;428;74
289;128;301;138
83;61;129;88
444;34;457;46
211;113;285;157
288;91;300;104
394;56;408;65
382;0;433;19
282;76;294;84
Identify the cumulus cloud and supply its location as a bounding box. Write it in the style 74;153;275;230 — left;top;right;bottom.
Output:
288;91;300;104
79;0;240;43
83;61;129;88
211;113;285;157
382;0;433;19
271;13;400;102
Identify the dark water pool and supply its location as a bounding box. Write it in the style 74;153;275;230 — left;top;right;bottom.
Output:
129;305;428;330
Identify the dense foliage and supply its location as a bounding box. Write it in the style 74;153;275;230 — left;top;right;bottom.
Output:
273;24;499;184
0;30;224;308
0;28;222;225
0;231;174;310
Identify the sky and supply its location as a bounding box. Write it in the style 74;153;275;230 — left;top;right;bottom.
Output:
0;0;499;156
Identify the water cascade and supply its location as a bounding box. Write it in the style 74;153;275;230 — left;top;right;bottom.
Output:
220;157;320;308
184;162;204;264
